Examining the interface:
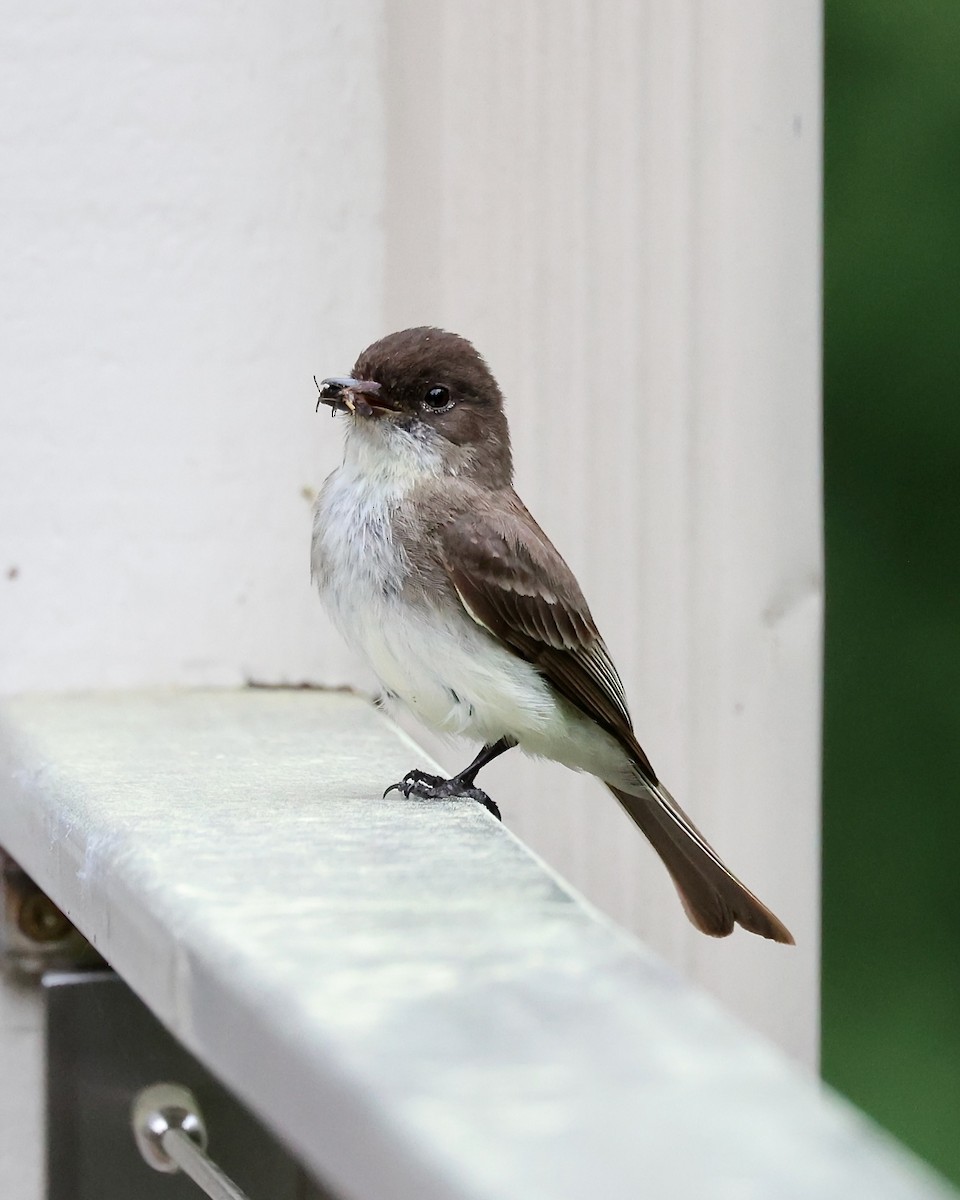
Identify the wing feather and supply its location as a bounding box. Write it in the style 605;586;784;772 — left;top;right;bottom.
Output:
439;501;794;943
441;505;657;782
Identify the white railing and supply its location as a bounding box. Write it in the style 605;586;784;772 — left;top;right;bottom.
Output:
0;688;952;1200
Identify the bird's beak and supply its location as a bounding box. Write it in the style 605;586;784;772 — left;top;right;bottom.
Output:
315;376;388;417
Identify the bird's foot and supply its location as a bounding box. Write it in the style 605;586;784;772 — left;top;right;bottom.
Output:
384;770;501;820
383;769;445;798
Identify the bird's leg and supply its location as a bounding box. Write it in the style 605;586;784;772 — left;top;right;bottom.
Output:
384;737;516;819
453;737;516;787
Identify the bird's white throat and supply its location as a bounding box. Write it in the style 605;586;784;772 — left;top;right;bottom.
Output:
341;415;445;489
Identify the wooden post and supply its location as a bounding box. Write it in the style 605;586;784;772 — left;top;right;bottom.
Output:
384;0;823;1064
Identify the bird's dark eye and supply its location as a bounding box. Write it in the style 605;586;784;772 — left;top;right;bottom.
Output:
422;385;453;412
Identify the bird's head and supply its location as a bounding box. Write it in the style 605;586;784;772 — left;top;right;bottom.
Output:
316;327;512;486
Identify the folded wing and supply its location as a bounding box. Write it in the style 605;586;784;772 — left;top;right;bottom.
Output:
439;501;794;945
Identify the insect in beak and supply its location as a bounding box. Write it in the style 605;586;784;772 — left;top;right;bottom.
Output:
313;376;383;417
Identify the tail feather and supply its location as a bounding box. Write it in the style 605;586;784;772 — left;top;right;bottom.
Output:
608;783;794;944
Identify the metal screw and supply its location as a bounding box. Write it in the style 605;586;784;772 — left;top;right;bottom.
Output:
17;890;71;944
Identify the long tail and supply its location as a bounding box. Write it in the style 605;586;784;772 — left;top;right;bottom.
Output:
608;783;794;943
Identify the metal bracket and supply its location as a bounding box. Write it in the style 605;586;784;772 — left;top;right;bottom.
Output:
44;969;333;1200
0;849;101;976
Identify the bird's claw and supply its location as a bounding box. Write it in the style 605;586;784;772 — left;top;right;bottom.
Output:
383;769;446;799
383;770;501;820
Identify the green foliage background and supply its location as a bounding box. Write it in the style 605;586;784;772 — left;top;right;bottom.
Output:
823;0;960;1184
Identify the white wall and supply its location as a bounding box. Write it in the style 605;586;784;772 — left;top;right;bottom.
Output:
1;2;821;1195
0;0;384;694
0;4;385;1196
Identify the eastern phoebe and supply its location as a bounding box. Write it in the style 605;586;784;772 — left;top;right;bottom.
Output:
312;327;793;943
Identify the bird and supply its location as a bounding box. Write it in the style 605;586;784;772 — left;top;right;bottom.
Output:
311;327;793;943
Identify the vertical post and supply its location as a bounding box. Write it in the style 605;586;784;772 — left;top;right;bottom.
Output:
385;0;822;1063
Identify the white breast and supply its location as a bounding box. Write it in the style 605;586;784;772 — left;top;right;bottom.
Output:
311;426;636;787
311;460;409;671
313;441;541;730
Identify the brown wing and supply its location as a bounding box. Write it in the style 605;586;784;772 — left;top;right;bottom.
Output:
439;504;658;782
440;502;794;943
